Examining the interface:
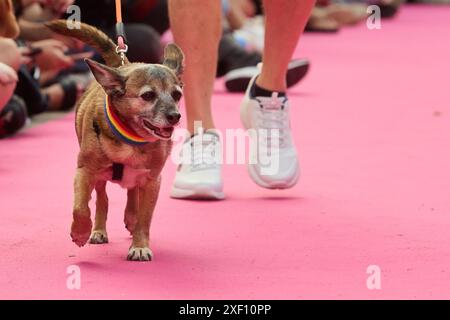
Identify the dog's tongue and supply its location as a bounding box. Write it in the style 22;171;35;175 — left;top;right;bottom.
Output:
142;119;174;138
161;127;174;136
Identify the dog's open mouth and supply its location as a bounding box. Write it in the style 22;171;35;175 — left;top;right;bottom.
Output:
142;119;174;139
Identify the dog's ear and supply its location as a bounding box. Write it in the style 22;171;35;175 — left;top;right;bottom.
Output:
85;59;127;96
163;43;184;78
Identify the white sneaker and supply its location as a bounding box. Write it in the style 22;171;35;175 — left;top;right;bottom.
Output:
240;75;300;189
170;130;225;200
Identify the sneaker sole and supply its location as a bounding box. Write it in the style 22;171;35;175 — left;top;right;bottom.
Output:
247;162;300;190
225;59;310;93
170;186;225;200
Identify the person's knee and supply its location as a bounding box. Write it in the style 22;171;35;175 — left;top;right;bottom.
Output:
0;38;21;70
0;81;17;113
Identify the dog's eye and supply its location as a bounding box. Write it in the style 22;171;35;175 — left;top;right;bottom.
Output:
171;90;182;102
141;91;156;102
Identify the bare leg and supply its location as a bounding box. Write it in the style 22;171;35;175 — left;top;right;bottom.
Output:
0;38;20;71
168;0;222;134
257;0;315;92
0;39;20;110
89;181;109;244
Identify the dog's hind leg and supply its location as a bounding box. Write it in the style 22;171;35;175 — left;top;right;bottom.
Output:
127;176;161;261
71;167;95;247
124;187;138;235
89;181;109;244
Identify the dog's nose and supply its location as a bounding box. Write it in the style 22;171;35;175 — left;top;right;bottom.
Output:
166;111;181;125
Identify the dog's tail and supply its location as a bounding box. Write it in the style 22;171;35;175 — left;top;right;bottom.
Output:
45;20;128;68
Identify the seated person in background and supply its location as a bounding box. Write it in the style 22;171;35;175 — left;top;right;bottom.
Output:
11;0;89;115
0;0;28;138
305;0;402;33
1;0;90;138
1;0;21;110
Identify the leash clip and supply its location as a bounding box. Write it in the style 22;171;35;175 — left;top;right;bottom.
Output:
116;37;128;66
116;46;128;66
115;1;128;66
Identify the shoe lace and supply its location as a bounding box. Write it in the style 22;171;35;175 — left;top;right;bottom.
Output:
255;95;289;150
190;134;221;171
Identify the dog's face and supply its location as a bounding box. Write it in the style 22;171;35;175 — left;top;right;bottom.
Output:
86;44;184;141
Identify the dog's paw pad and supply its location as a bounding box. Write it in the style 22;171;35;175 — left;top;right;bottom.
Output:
71;231;91;247
127;247;153;262
89;231;109;244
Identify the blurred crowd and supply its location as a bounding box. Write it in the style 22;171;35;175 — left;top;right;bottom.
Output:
0;0;444;138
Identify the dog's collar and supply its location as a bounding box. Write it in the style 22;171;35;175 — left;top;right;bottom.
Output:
104;95;148;146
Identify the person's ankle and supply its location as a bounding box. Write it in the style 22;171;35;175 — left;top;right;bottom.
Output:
252;77;286;97
255;74;287;93
187;125;216;137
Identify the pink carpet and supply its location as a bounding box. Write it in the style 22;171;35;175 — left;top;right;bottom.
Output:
1;5;450;299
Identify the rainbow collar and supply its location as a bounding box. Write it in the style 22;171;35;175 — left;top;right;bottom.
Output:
104;95;148;146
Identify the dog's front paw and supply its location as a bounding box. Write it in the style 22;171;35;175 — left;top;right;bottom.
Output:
89;230;109;244
127;246;153;261
71;216;92;247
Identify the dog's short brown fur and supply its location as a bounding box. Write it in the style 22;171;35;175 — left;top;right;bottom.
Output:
46;20;184;261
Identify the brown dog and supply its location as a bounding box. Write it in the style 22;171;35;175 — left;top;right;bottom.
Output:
46;20;184;261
